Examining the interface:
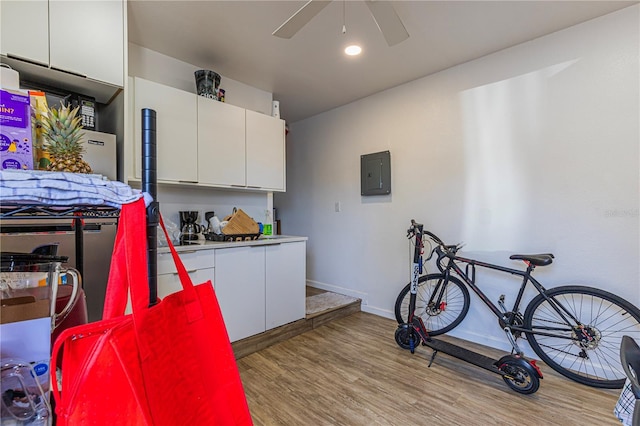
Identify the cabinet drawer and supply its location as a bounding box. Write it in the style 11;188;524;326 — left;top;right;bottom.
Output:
157;249;215;275
158;268;215;299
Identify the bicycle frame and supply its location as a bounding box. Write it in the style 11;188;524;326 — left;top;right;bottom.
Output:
434;248;583;341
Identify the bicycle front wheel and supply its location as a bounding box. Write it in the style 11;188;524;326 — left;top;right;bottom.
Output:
523;285;640;388
394;273;470;335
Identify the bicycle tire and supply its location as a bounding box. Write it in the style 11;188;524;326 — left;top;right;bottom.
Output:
394;273;470;336
523;285;640;389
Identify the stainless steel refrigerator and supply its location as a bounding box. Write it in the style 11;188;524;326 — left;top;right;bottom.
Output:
0;218;118;322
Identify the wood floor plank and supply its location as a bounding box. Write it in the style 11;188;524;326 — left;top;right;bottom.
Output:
237;312;622;425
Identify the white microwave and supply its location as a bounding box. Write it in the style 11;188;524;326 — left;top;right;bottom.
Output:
81;130;117;180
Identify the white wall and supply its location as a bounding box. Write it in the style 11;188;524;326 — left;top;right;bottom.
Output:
128;43;273;115
275;6;640;352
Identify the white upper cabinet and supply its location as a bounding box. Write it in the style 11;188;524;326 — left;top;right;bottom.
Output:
128;78;285;191
133;77;198;183
197;96;246;187
1;0;124;88
1;0;49;66
246;110;286;191
49;0;124;87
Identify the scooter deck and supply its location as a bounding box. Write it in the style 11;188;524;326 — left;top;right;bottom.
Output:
423;337;502;374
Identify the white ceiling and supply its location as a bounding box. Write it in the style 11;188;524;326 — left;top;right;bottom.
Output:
127;0;637;123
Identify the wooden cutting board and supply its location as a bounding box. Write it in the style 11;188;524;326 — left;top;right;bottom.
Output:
222;208;259;235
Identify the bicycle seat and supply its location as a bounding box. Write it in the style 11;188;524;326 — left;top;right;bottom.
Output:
509;254;554;267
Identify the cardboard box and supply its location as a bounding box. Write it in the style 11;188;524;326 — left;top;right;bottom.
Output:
0;88;33;170
1;297;50;324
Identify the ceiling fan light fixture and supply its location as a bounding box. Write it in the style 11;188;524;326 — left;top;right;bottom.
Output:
345;44;362;56
273;0;408;47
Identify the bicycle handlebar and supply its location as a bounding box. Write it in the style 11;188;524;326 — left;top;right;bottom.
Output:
407;220;461;258
407;220;444;245
408;220;464;273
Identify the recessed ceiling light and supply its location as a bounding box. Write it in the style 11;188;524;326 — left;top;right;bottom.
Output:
345;45;362;56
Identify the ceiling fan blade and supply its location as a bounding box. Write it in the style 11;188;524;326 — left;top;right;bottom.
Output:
273;0;333;39
364;0;409;46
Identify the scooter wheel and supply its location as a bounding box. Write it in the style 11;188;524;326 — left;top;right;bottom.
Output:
498;359;540;394
395;325;421;353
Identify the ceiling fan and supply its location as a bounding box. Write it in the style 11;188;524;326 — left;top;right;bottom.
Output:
272;0;409;47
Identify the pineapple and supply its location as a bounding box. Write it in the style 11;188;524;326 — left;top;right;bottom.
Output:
38;102;92;173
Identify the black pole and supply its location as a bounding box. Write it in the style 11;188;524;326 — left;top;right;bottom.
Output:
142;108;159;307
73;215;83;281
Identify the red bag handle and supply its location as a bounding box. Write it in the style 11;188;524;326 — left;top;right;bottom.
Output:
157;214;203;322
102;198;149;319
102;198;203;322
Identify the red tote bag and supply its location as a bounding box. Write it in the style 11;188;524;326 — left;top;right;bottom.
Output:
51;198;253;425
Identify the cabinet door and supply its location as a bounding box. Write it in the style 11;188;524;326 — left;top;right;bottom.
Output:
214;246;265;342
245;110;285;191
265;242;306;329
197;97;246;187
157;268;215;299
1;0;49;65
49;0;124;86
133;77;198;183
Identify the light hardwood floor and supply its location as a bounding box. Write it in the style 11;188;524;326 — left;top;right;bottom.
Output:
237;312;622;426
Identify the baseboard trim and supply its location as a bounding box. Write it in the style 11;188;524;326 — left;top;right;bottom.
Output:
306;280;369;304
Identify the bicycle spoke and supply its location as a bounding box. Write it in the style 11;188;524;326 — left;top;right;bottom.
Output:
395;274;470;336
525;286;640;388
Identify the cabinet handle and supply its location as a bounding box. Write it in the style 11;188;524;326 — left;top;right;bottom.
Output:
160;250;197;255
246;186;262;189
230;185;246;188
251;243;280;247
6;53;48;67
178;180;199;184
50;66;87;78
173;269;198;275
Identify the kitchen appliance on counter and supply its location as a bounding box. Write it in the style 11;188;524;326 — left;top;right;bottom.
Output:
80;130;117;181
204;211;217;235
179;211;202;245
0;218;117;323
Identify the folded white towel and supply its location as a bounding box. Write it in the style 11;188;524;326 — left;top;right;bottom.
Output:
0;170;142;208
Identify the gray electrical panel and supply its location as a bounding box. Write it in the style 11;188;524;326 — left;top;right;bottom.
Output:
361;150;391;196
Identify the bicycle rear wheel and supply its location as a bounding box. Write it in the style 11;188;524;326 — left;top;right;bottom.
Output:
394;273;470;336
523;285;640;388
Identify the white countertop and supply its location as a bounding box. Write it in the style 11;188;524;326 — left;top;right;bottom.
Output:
158;235;308;253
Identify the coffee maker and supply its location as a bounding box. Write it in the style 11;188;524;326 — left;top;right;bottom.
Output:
179;211;202;244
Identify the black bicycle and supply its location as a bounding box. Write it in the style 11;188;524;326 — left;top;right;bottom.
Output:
395;220;640;389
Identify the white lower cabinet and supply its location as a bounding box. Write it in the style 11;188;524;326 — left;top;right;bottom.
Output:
214;241;306;342
265;242;306;329
156;249;215;299
214;246;266;342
